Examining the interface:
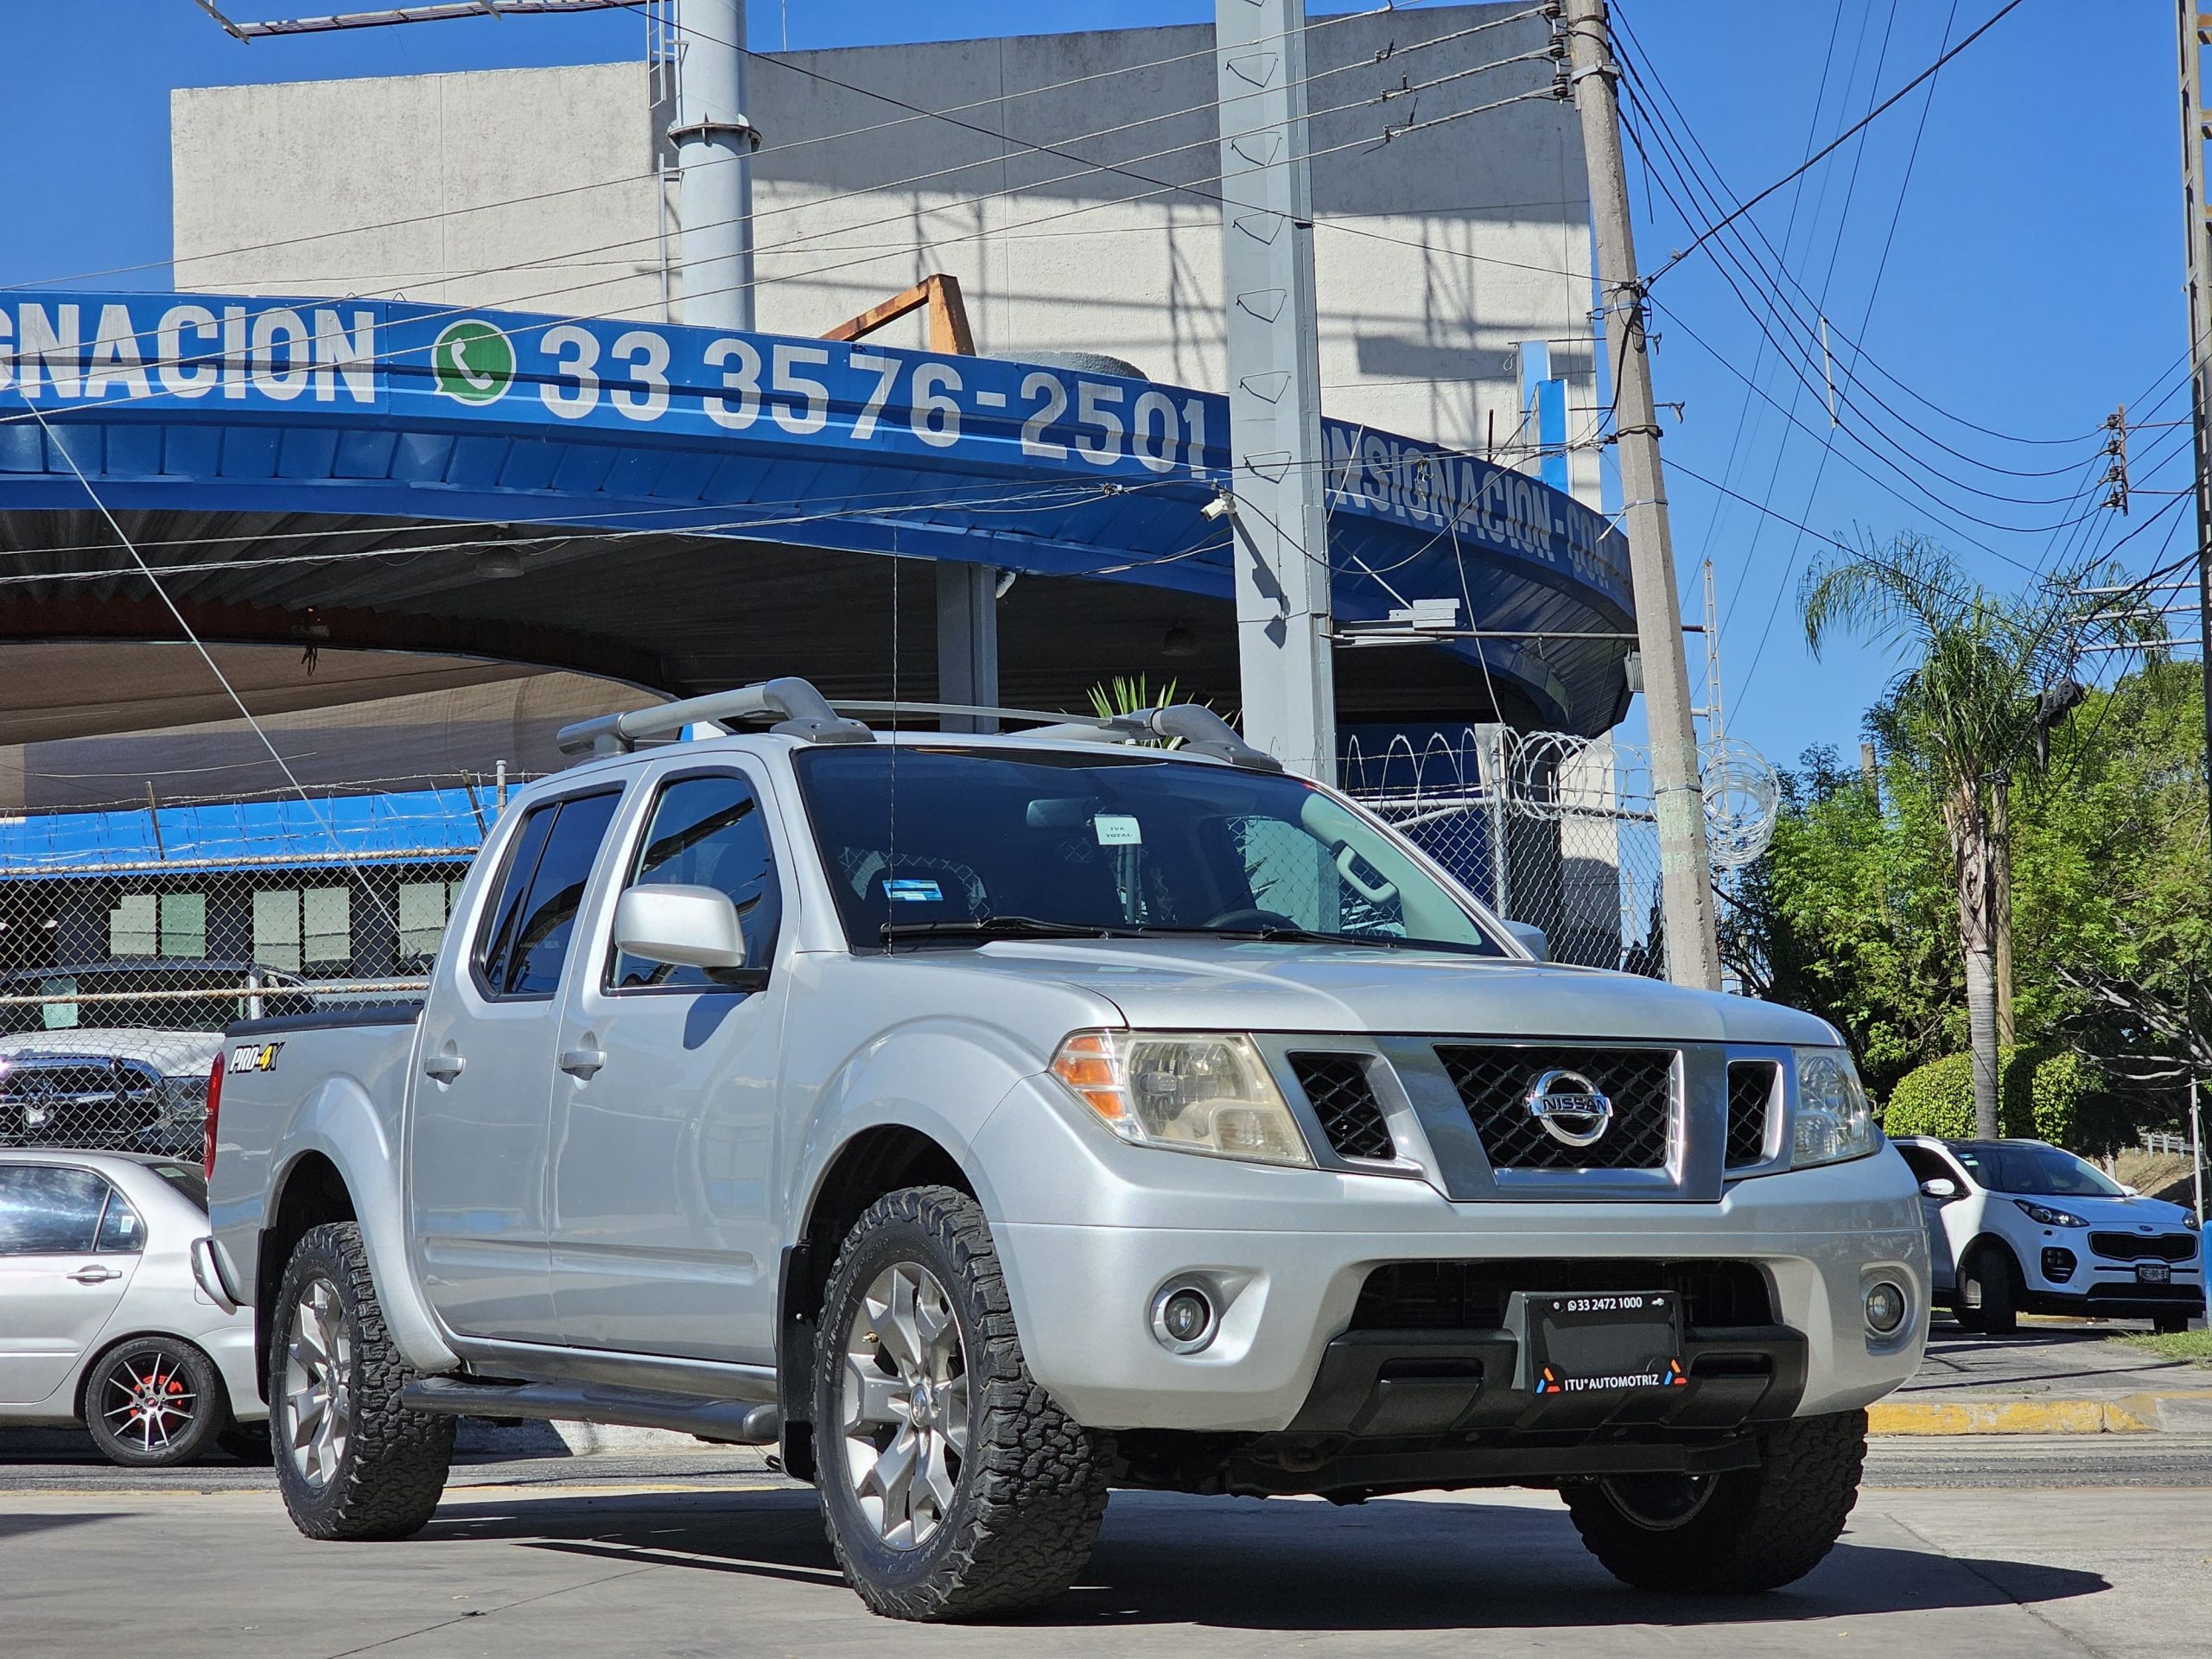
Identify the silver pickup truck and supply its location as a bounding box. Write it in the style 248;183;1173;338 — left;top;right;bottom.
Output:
206;677;1927;1622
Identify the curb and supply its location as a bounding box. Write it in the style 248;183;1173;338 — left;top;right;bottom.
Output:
1870;1389;2212;1435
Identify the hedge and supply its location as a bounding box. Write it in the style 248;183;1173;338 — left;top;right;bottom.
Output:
1879;1046;2090;1147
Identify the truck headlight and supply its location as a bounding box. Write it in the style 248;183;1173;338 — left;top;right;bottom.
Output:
1051;1031;1313;1167
1791;1047;1877;1167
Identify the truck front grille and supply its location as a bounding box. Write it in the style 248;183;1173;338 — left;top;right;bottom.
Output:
1349;1258;1775;1332
1725;1061;1777;1168
1436;1044;1675;1171
0;1057;168;1150
1287;1052;1395;1161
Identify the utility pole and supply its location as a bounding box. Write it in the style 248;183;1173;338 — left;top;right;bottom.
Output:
2177;3;2212;860
1567;0;1720;990
1215;0;1337;783
673;0;758;331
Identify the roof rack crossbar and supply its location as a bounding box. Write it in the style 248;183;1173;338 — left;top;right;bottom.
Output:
836;699;1281;772
556;677;873;758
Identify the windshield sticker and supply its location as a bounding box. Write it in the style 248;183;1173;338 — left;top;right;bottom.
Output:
883;879;944;904
1093;814;1142;847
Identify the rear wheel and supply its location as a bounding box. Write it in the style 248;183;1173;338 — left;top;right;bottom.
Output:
1956;1246;2019;1337
269;1221;454;1541
1563;1409;1867;1593
83;1336;225;1467
813;1185;1110;1621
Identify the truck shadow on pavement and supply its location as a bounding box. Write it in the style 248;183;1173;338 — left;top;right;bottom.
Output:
427;1486;2108;1631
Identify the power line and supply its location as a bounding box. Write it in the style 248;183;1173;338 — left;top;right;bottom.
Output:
1641;0;2025;288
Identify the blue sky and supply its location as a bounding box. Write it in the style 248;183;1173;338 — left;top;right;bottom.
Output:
0;1;2187;770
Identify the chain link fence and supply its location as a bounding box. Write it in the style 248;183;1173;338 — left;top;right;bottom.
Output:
0;777;522;1158
1344;727;1671;975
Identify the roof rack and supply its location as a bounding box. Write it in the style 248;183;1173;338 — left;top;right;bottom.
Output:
555;678;1281;772
836;701;1281;772
556;677;873;757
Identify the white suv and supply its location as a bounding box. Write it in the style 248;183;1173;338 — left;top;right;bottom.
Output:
1893;1136;2204;1336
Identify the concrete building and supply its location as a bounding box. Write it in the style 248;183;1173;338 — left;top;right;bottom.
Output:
171;5;1602;504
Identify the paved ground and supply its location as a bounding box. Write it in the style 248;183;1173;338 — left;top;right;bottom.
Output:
7;1319;2208;1654
1901;1318;2208;1406
3;1435;2209;1656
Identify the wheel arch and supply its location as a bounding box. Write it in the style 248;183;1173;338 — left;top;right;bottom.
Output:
255;1150;357;1397
778;1124;982;1482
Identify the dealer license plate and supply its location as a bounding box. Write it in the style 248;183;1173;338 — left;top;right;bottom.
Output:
2138;1262;2171;1285
1510;1290;1688;1398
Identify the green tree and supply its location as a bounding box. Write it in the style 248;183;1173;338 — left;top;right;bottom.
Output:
1799;535;2149;1136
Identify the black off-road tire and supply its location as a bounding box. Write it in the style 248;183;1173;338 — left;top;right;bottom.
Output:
1563;1408;1867;1594
813;1185;1111;1622
1958;1245;2019;1337
269;1221;454;1541
82;1335;226;1467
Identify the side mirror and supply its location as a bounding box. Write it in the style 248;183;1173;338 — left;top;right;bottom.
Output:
1920;1177;1959;1200
1503;919;1548;962
2121;1185;2141;1198
613;884;747;971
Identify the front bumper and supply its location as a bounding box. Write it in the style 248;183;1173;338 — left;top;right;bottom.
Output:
977;1083;1929;1434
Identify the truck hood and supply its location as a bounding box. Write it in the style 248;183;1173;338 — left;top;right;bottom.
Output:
925;938;1835;1046
0;1027;222;1077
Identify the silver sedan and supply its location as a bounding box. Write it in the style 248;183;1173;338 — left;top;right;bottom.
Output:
0;1149;264;1465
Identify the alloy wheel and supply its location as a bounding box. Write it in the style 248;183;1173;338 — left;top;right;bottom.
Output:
837;1259;970;1549
99;1349;200;1455
283;1275;353;1490
1599;1471;1718;1531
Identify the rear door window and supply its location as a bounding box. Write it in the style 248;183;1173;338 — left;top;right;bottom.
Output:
477;791;623;1000
0;1165;110;1255
95;1190;145;1253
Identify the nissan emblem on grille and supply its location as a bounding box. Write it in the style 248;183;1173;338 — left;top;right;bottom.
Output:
1523;1068;1613;1147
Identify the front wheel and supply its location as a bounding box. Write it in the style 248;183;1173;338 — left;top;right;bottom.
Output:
269;1221;454;1541
1956;1246;2019;1337
83;1336;226;1467
813;1185;1111;1621
2154;1313;2196;1336
1563;1409;1867;1593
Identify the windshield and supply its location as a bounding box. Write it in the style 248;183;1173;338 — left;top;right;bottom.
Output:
1953;1142;2126;1199
148;1162;209;1210
793;744;1504;955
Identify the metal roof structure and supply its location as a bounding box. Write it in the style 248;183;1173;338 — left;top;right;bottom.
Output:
0;290;1636;736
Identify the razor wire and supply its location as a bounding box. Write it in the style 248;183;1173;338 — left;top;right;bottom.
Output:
1343;726;1776;977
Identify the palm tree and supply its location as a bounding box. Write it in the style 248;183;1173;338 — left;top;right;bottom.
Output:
1801;535;2152;1137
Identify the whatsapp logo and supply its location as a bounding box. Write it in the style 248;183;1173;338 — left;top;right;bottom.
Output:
430;320;515;404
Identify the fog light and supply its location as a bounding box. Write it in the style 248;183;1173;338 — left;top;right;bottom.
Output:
2042;1248;2077;1284
1151;1283;1217;1354
1864;1281;1908;1335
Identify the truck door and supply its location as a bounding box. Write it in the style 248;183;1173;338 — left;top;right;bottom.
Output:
547;765;790;1366
409;787;624;1344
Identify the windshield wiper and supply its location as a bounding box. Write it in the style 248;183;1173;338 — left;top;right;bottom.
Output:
880;915;1141;944
1135;925;1481;954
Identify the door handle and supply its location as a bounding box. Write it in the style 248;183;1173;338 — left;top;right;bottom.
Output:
68;1265;121;1284
559;1047;607;1080
423;1052;466;1084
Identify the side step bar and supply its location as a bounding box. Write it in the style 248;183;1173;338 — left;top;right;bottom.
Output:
402;1376;781;1446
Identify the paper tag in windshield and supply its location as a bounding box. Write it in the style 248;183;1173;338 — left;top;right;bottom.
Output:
883;879;944;903
1093;814;1142;847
